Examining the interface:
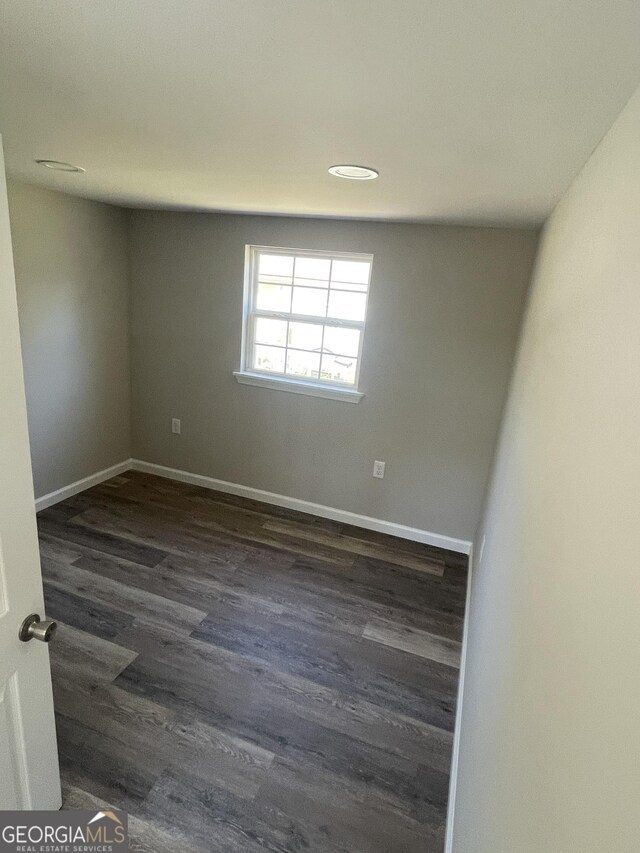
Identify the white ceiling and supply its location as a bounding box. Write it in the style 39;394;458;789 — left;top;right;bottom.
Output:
1;0;639;226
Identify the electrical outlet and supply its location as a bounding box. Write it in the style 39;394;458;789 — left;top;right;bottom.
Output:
373;460;386;479
171;418;181;435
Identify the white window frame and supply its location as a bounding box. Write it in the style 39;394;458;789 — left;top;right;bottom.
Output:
233;244;373;403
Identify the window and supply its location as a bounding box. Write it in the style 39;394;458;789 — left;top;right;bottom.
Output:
234;245;373;402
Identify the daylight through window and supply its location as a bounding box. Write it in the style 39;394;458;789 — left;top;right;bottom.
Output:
239;246;373;392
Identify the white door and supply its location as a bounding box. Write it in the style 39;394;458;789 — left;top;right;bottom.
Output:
0;136;61;810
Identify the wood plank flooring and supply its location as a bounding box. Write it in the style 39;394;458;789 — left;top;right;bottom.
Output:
38;471;468;853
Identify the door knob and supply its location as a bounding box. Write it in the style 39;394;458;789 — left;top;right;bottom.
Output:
19;613;57;643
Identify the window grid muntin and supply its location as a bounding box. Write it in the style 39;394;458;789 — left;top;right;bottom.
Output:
244;246;371;389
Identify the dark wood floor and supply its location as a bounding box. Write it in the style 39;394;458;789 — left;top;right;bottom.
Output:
37;471;468;853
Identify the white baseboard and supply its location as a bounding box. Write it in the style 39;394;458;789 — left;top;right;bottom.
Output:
444;541;475;851
34;455;473;554
34;459;133;512
130;459;472;554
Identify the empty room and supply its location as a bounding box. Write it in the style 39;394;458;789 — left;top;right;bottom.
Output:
1;2;639;852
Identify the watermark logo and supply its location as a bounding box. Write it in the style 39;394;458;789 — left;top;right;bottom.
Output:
0;809;128;852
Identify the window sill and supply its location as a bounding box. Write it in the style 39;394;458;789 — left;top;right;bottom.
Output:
233;371;364;403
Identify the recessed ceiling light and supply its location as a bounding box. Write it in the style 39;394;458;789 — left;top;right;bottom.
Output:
328;165;379;180
35;159;85;173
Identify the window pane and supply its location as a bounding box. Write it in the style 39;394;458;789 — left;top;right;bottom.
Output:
321;354;357;385
327;290;366;321
255;317;287;347
288;321;323;351
294;277;329;289
295;257;331;281
256;283;292;312
292;287;328;317
331;259;370;285
323;326;360;357
258;253;294;281
286;349;320;379
329;281;368;293
253;344;285;373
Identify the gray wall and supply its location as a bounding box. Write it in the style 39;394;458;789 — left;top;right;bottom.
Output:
450;86;640;851
7;180;131;498
129;211;537;542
